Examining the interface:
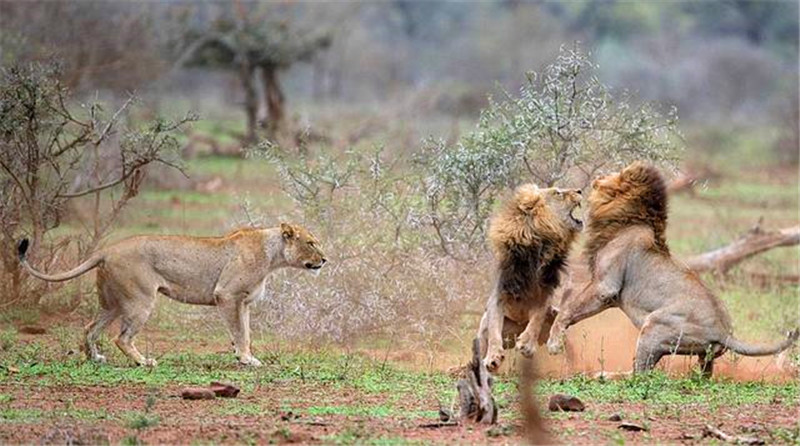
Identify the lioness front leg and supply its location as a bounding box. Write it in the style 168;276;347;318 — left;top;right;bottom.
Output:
218;298;261;367
480;292;506;372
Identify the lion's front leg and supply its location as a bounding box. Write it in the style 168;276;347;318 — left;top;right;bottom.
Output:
516;307;548;358
479;291;506;373
547;282;617;354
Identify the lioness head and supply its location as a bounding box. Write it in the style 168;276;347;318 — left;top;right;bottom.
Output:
280;223;327;271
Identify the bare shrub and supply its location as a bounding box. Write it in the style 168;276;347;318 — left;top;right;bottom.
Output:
243;140;482;351
0;62;195;308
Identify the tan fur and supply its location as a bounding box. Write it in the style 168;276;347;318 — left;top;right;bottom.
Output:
478;184;583;372
547;163;798;375
19;223;326;367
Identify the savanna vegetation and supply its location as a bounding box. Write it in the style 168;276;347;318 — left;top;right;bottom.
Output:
1;1;798;444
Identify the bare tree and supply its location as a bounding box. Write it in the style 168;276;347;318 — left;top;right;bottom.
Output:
0;62;195;307
174;9;331;143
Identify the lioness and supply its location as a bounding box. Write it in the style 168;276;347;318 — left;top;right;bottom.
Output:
546;162;798;375
478;184;583;372
18;223;326;367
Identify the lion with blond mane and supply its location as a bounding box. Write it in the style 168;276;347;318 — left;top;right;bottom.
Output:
478;184;583;372
546;162;798;375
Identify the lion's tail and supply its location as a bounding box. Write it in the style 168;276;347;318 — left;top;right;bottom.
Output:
723;329;799;356
17;239;103;282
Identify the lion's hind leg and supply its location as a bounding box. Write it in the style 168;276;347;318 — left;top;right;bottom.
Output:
481;292;507;373
633;313;675;373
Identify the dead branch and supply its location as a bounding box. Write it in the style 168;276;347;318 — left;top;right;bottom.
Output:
456;338;496;424
685;219;800;274
703;424;764;445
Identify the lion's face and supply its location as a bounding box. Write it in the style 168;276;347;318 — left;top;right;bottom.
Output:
539;187;584;232
281;223;327;272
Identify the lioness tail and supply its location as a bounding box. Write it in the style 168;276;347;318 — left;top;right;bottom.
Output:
17;239;103;282
723;329;799;356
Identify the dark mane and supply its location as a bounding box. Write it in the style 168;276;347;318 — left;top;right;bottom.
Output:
495;239;569;299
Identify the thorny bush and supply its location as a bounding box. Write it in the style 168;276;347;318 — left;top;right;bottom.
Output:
418;44;682;253
245;140;477;351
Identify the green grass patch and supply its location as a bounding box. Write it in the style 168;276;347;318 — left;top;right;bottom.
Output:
0;408;43;423
305;405;437;419
535;371;798;406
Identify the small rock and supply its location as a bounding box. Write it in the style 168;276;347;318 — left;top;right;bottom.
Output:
608;413;623;422
209;381;240;398
280;411;300;421
180;387;215;400
548;394;585;412
618;422;648;432
18;325;46;335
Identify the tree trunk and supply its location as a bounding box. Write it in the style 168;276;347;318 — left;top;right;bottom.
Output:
239;63;258;144
685;221;800;274
261;66;285;138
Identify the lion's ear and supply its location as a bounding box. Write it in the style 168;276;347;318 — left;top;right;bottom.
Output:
517;186;542;214
280;223;295;240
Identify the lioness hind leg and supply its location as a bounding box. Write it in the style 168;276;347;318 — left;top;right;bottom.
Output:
84;307;118;363
114;297;157;367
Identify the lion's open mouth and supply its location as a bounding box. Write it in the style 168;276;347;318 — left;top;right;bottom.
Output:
570;204;583;229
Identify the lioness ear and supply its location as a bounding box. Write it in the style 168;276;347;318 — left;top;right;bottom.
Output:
280;223;295;240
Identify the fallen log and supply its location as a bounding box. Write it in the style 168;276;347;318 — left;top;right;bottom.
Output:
685;220;800;274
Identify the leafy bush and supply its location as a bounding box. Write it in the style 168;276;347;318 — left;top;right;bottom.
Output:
417;44;682;252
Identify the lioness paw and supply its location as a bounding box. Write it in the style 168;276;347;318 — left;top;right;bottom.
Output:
483;351;504;373
239;356;263;367
141;358;158;367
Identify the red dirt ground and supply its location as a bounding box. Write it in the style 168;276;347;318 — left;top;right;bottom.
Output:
1;381;797;445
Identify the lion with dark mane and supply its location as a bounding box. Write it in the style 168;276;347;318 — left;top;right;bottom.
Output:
546;162;798;375
477;184;583;372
